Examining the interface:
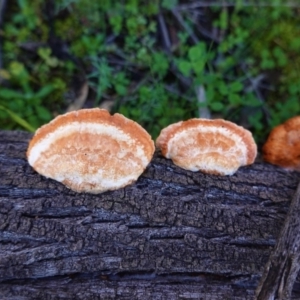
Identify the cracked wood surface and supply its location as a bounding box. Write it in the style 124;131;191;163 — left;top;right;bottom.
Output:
255;181;300;300
1;130;300;299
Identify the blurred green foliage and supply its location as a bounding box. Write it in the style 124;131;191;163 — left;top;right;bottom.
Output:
1;0;300;145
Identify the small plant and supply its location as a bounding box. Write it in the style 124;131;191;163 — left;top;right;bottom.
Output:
1;0;300;147
0;61;55;130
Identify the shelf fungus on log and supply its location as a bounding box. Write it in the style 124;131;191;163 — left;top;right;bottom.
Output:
156;118;257;176
263;115;300;171
27;108;155;193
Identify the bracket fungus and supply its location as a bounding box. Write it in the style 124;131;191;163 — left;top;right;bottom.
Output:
156;118;257;176
27;108;155;193
263;115;300;171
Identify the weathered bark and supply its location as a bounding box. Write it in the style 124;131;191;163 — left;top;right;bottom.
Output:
1;130;300;299
256;182;300;300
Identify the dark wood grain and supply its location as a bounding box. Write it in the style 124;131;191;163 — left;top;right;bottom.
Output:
1;130;300;299
255;182;300;300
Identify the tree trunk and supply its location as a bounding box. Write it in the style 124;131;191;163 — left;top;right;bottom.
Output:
1;130;300;300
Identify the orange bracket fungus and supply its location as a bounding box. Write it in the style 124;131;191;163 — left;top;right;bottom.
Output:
27;108;155;193
156;118;257;176
263;115;300;171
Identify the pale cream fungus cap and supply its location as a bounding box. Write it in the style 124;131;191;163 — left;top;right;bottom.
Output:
263;115;300;171
156;118;257;175
27;108;155;193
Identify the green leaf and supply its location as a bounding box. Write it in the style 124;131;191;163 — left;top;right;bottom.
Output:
229;82;243;92
35;85;55;99
109;15;123;34
205;86;215;102
193;62;205;75
288;83;300;95
178;32;189;44
177;60;192;77
0;88;25;99
242;94;262;107
248;111;263;131
38;47;52;60
291;38;300;51
188;43;206;62
113;72;129;96
219;9;228;30
162;0;178;9
151;52;169;77
9;61;28;78
115;84;127;96
261;59;275;69
210;101;224;111
235;0;243;11
35;106;52;121
228;93;242;105
0;104;36;132
273;46;287;67
218;82;228;96
137;47;151;64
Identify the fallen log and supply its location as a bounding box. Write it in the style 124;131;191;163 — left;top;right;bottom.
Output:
255;182;300;300
0;130;300;299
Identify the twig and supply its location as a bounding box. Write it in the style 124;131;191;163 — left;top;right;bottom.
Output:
241;63;271;123
169;64;192;88
178;1;300;10
105;34;117;44
194;24;222;43
0;0;6;27
0;0;7;70
66;80;89;112
163;84;194;102
255;181;300;300
0;0;6;26
195;86;211;119
171;8;211;118
157;11;171;52
243;72;265;100
171;8;199;44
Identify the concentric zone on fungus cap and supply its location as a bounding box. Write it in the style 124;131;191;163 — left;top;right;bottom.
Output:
27;108;155;193
263;115;300;171
156;118;257;176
